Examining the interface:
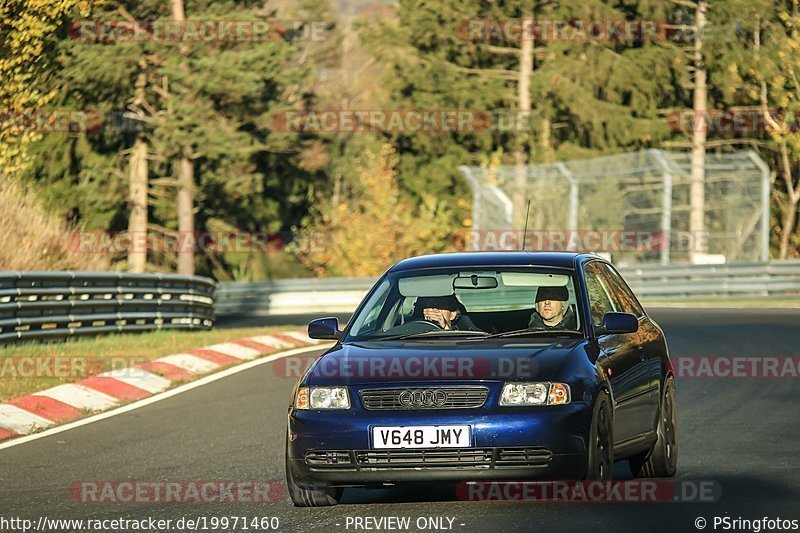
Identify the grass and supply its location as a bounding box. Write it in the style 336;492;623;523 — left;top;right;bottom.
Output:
0;177;109;270
0;326;301;402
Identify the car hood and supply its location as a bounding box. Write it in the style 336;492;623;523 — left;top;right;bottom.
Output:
303;338;584;386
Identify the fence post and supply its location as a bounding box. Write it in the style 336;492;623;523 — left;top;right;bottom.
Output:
747;150;772;262
556;163;578;249
459;166;480;238
650;150;674;265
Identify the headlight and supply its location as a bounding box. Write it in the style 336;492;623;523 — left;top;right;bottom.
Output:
294;386;350;409
500;382;571;406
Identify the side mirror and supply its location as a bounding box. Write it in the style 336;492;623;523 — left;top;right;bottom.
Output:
599;312;638;335
308;317;342;340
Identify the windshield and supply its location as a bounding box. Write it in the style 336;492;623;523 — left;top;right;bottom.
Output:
346;268;583;341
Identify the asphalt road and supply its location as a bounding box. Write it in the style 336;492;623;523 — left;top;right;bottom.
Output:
1;308;799;533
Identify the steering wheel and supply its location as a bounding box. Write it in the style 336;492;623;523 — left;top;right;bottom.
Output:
384;318;443;336
408;318;444;330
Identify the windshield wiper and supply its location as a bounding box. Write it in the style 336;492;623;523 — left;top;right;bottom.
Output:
378;330;491;341
483;328;583;339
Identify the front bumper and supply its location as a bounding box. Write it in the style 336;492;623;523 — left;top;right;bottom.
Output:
287;400;593;486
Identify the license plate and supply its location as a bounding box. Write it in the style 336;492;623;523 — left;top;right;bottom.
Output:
372;425;471;449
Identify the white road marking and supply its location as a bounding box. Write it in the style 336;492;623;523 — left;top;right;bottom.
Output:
280;331;320;344
0;344;332;451
34;384;119;411
205;342;262;360
156;354;219;374
98;368;172;394
248;335;294;349
0;405;54;435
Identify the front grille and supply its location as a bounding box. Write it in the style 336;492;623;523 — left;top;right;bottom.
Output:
496;447;553;468
304;450;352;466
356;449;493;470
303;447;554;472
304;450;357;471
360;386;489;410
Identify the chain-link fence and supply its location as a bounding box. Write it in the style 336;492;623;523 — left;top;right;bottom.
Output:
460;149;770;265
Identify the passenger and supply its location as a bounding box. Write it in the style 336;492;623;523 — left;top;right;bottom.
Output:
418;295;482;331
528;286;578;330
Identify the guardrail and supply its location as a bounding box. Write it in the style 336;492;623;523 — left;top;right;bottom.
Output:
214;277;371;316
215;260;800;316
621;260;800;301
3;261;793;342
0;271;215;343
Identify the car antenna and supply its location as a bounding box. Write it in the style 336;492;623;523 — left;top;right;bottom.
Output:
520;199;531;251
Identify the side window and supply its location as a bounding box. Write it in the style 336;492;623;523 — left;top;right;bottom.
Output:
583;262;616;326
349;280;391;335
600;264;645;317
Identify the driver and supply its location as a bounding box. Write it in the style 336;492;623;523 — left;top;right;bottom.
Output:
418;295;481;331
528;286;577;330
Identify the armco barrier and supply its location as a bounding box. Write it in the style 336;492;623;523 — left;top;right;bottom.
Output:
214;260;800;316
0;271;215;343
621;260;800;301
214;277;371;316
4;261;796;342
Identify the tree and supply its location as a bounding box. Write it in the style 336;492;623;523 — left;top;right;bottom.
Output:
684;0;799;258
689;0;709;262
0;0;103;178
756;0;800;258
22;0;322;277
364;0;684;236
128;67;149;272
170;0;195;276
297;142;454;277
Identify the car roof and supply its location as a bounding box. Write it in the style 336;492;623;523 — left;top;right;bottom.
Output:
387;251;603;272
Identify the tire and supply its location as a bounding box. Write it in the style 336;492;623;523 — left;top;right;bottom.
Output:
629;377;678;478
285;443;343;506
585;391;613;480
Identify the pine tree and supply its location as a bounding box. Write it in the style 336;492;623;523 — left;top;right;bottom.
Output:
363;0;687;235
23;0;322;276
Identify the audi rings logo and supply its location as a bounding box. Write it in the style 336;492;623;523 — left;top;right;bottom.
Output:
398;388;448;408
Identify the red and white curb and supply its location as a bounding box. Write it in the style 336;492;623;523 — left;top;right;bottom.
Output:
0;329;322;443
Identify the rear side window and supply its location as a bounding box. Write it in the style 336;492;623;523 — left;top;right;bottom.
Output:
599;264;645;317
583;262;616;326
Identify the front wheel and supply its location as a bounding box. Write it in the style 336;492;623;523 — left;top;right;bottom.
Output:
285;444;342;506
585;391;613;480
630;377;678;478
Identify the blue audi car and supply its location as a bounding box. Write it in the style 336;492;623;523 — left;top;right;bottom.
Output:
285;252;677;506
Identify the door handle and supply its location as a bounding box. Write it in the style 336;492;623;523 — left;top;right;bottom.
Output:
638;346;645;361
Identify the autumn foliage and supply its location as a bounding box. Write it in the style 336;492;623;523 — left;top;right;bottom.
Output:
297;143;455;277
